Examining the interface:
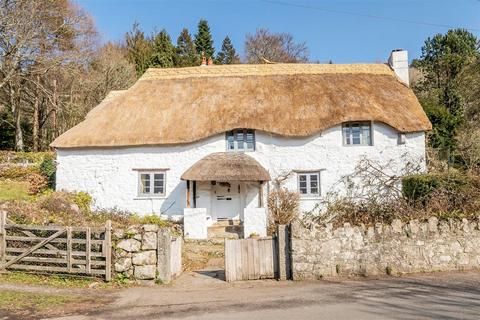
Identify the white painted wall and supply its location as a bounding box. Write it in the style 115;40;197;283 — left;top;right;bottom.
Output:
56;122;426;216
243;208;267;238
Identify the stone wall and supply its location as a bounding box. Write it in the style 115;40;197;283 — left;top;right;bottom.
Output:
113;224;182;284
291;217;480;280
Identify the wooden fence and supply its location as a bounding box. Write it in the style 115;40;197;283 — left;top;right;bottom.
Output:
0;212;112;281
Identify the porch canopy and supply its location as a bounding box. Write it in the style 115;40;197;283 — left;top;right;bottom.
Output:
181;152;270;182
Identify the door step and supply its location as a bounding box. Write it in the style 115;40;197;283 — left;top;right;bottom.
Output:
208;220;243;239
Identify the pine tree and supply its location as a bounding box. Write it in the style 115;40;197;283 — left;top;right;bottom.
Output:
194;19;214;58
149;29;176;68
216;36;240;64
125;22;153;75
175;28;199;67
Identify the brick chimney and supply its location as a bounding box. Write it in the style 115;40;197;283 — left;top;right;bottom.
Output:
207;57;213;66
388;49;409;86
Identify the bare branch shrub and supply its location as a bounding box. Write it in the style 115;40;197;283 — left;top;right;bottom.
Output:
267;171;300;235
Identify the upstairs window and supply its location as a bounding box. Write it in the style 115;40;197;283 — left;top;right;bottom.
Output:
298;172;320;197
138;171;166;197
226;129;255;151
342;122;372;146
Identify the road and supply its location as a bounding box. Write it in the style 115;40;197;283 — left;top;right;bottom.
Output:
49;270;480;320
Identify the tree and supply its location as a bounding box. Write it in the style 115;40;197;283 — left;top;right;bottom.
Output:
0;0;96;150
194;19;214;58
175;28;198;67
125;22;153;76
414;29;479;152
245;28;308;64
149;29;176;68
216;36;240;64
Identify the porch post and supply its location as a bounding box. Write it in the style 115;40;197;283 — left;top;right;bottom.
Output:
186;180;190;208
258;181;263;208
192;181;197;208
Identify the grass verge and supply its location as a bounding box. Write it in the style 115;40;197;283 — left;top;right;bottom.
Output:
0;179;30;201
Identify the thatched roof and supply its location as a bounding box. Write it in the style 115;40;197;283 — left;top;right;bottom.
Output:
181;152;270;182
51;63;431;148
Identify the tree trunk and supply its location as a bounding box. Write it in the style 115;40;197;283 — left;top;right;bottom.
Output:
51;78;58;139
32;77;40;151
10;86;24;151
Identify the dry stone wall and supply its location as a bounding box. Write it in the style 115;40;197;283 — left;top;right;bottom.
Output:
291;217;480;280
113;224;181;284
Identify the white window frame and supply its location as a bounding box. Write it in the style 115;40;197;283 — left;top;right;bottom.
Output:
137;171;166;197
342;121;373;146
297;172;321;197
226;129;255;152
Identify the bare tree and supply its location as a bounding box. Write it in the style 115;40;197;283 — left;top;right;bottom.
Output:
244;28;309;64
0;0;97;150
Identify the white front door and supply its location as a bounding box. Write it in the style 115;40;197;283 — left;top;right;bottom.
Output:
212;182;241;220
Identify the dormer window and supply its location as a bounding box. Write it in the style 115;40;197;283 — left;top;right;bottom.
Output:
226;129;255;151
342;122;372;146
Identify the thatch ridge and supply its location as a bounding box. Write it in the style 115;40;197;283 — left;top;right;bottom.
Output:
181;152;271;182
51;63;431;148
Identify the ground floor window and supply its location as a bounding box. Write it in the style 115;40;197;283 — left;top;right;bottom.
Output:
138;171;166;196
297;172;320;196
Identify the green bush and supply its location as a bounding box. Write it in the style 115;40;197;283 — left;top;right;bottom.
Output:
74;192;92;212
402;173;476;201
402;174;442;201
40;157;56;188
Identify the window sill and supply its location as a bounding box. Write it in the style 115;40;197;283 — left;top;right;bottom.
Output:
134;196;167;200
299;196;321;200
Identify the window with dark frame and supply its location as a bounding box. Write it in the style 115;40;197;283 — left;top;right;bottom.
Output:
226;129;255;151
138;171;166;197
298;172;320;196
342;122;372;146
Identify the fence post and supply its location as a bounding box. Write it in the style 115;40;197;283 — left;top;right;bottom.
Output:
276;224;291;280
85;227;91;273
157;228;172;283
66;227;72;272
0;211;6;272
104;220;112;282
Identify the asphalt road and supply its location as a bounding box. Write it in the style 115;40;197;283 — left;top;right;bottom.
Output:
53;271;480;320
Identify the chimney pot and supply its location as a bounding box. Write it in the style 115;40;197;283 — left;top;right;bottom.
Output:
207;57;213;66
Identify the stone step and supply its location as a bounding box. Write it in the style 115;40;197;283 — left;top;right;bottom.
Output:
212;219;242;227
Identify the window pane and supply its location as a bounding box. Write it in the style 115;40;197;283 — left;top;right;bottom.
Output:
299;175;307;182
310;187;318;194
236;130;244;150
352;125;361;144
153;173;164;194
246;130;254;150
140;174;150;194
362;125;371;145
343;125;351;145
227;131;235;150
299;187;307;194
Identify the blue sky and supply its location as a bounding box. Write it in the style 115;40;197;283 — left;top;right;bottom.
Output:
77;0;480;63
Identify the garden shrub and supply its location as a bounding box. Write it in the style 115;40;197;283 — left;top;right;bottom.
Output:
40;157;56;188
402;174;442;201
26;173;49;195
74;191;92;212
267;187;300;235
0;165;39;179
402;173;478;201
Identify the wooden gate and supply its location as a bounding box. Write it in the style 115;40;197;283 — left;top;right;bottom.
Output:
225;237;278;281
0;212;112;281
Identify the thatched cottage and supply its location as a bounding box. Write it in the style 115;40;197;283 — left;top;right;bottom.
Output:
51;50;431;239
